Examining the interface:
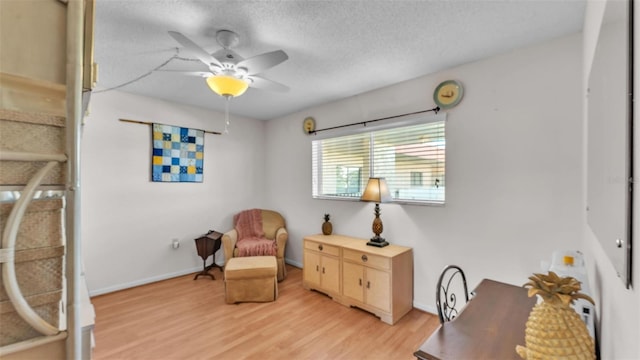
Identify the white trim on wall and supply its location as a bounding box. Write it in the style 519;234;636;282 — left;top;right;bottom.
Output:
88;266;201;297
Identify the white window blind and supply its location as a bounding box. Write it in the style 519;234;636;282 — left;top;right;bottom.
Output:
312;116;445;204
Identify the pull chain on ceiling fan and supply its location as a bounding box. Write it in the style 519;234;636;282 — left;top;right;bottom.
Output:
167;30;289;133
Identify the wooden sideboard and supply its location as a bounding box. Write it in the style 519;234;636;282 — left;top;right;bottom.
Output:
302;234;413;325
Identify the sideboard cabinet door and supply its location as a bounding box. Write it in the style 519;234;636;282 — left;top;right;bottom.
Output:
343;261;364;302
303;238;341;298
365;267;391;312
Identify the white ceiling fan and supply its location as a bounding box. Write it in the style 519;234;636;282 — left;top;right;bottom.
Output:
163;29;289;133
166;29;289;96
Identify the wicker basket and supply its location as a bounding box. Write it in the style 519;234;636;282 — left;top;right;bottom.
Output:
0;109;66;186
0;198;65;346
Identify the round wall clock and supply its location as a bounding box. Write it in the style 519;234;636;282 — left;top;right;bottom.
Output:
303;116;316;134
434;80;464;109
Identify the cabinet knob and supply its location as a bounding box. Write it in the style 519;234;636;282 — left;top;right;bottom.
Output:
367;281;371;289
359;278;362;286
318;244;323;251
322;267;325;274
361;254;368;262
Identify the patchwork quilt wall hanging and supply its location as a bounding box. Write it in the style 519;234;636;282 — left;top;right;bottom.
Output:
152;123;204;182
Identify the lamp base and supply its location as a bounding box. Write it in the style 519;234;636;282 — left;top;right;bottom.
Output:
367;236;389;247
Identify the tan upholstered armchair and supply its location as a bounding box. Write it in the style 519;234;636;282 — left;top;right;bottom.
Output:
222;209;288;281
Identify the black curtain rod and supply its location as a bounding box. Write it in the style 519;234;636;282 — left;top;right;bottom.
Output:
308;106;440;135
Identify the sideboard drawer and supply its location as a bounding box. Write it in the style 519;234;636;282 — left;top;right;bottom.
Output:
305;240;340;257
343;248;390;270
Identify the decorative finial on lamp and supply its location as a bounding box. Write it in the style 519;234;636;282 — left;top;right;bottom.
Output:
361;177;392;247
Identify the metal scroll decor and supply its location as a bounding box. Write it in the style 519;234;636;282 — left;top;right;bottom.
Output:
439;285;460;322
436;265;470;323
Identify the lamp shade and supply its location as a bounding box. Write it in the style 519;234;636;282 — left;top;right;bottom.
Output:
361;177;392;203
206;75;249;97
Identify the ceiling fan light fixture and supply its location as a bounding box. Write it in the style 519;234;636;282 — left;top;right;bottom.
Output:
206;75;249;98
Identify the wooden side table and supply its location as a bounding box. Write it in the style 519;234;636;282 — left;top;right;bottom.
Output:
193;230;223;280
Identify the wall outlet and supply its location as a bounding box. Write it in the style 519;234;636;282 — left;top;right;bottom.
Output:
172;239;180;249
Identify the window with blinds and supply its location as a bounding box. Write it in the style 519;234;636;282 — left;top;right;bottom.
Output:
312;119;445;204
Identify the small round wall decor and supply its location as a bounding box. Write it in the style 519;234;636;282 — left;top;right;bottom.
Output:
303;116;316;134
434;80;464;109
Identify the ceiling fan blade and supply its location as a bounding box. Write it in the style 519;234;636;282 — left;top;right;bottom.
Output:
249;76;289;93
156;70;214;78
168;31;222;69
237;50;288;75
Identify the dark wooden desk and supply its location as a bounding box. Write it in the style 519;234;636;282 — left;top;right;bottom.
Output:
414;279;536;360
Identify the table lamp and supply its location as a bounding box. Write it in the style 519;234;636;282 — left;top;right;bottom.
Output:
361;177;392;247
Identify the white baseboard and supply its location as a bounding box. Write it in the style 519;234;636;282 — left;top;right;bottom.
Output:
90;258;302;297
285;258;302;268
90;259;435;318
412;301;436;315
88;266;201;297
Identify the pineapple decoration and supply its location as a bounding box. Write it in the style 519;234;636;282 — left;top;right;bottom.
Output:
516;271;595;360
371;204;383;237
322;213;333;235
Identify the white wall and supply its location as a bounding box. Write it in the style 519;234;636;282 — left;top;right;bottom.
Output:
582;1;640;358
265;34;583;311
81;91;267;295
78;12;639;355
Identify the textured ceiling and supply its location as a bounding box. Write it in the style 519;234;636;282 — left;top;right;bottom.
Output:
94;0;586;120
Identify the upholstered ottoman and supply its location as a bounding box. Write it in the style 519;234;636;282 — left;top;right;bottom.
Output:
224;256;278;304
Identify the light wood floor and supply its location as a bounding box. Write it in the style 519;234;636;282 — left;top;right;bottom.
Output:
91;265;439;360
